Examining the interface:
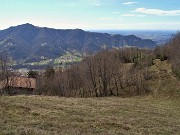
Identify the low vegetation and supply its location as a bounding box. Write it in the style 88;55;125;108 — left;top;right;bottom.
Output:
0;96;180;135
154;33;180;78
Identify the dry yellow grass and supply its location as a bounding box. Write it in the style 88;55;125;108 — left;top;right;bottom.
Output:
149;60;180;97
0;95;180;135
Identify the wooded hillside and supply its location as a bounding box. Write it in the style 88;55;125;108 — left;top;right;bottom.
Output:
34;33;180;97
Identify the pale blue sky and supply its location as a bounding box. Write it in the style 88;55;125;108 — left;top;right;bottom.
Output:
0;0;180;30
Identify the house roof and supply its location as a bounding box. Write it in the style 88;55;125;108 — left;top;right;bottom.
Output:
0;76;36;89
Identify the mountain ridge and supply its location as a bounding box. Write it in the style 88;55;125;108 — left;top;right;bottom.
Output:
0;23;156;63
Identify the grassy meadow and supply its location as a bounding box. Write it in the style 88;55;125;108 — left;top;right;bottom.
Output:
0;96;180;135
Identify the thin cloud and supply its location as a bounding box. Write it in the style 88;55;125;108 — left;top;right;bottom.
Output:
122;14;136;17
122;14;145;17
112;12;120;14
99;17;114;20
87;0;101;6
134;8;180;16
95;3;101;6
122;2;139;5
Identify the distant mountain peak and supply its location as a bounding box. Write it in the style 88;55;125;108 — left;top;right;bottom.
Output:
74;28;84;31
16;23;36;28
23;23;33;26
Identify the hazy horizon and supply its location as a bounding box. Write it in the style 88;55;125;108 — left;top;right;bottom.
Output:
0;23;179;32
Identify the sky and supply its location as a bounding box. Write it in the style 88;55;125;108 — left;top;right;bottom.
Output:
0;0;180;30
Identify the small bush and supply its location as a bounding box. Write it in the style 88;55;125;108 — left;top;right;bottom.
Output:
172;67;180;79
156;54;168;61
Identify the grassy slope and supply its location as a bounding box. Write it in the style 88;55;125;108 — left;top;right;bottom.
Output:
149;59;180;97
0;96;180;135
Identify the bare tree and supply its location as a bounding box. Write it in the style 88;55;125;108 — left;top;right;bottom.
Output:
0;53;13;95
36;48;155;97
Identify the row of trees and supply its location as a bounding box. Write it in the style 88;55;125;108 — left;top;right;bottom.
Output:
35;48;154;97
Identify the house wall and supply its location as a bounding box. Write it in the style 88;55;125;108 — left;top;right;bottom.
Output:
1;87;34;95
